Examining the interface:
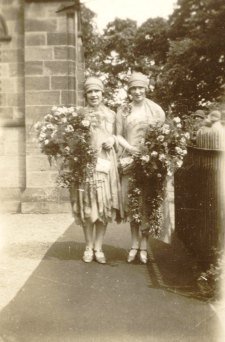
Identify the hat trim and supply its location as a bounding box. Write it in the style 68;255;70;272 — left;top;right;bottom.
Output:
85;84;103;92
128;80;148;89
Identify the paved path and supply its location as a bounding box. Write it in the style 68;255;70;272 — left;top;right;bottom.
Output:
0;214;224;341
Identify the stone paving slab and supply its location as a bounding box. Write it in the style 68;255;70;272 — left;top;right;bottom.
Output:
0;214;224;342
0;214;74;310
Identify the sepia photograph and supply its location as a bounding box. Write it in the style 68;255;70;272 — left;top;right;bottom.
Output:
0;0;225;341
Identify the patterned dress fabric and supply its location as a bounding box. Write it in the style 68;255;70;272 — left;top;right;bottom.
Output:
70;104;124;225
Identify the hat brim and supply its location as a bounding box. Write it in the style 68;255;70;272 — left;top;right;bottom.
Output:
85;84;104;93
128;80;148;90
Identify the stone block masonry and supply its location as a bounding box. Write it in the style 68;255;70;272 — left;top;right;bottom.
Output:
22;0;85;213
0;0;25;213
0;0;85;213
0;1;25;128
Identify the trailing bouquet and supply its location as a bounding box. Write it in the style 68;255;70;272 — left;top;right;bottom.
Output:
128;116;190;236
35;106;97;187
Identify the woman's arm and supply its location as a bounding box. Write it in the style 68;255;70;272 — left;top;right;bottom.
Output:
102;109;118;150
115;109;139;154
117;135;139;154
102;136;117;150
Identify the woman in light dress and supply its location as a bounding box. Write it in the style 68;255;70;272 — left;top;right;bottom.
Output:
70;77;123;264
116;72;165;263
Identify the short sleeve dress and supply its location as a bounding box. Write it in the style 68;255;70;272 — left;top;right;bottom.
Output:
70;104;124;225
116;98;165;216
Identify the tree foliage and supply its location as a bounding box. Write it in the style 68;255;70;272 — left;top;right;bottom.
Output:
102;18;137;68
80;5;101;70
81;0;225;115
134;17;169;65
164;0;225;113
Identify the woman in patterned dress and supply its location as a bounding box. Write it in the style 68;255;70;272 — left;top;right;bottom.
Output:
116;72;165;263
70;77;123;264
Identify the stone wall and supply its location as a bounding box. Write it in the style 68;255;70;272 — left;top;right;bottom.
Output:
0;0;25;212
0;0;84;213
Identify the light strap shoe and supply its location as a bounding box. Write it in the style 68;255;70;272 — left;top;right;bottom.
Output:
127;248;138;263
82;247;94;263
139;249;148;264
94;250;106;264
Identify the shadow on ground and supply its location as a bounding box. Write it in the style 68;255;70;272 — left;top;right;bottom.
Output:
147;237;204;300
0;222;220;342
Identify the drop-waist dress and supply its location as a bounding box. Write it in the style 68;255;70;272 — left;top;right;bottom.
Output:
116;98;165;216
70;104;124;225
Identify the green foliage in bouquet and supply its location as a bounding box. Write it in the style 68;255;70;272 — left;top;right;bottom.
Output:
35;106;97;187
128;116;190;236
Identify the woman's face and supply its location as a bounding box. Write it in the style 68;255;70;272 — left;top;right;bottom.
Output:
86;89;103;107
129;86;146;103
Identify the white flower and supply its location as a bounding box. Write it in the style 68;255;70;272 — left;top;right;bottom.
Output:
140;155;150;163
51;106;58;111
39;132;46;138
177;123;182;128
64;146;70;153
65;125;74;133
180;137;186;144
72;111;78;117
51;131;56;138
58;106;67;114
157;135;165;142
175;147;187;156
173;117;181;123
44;139;49;145
44;114;53;121
76;106;82;111
185;132;190;139
120;157;133;168
140;138;145;145
67;107;75;113
62;117;67;123
159;153;166;161
176;160;183;168
162;124;170;134
167;170;173;176
151;151;158;157
46;123;54;130
134;188;141;195
81;119;90;127
163;124;170;130
175;147;183;154
133;214;141;222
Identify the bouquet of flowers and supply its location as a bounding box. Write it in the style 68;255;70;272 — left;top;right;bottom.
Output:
35;106;97;187
128;116;190;236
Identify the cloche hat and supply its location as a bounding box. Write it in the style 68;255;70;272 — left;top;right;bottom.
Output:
128;72;149;90
84;77;104;93
192;110;205;119
209;110;221;122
